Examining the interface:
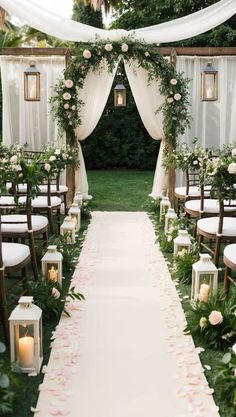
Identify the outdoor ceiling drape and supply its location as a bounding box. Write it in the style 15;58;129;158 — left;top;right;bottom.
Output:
0;0;235;44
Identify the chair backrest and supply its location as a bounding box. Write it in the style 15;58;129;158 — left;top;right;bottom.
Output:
218;199;236;235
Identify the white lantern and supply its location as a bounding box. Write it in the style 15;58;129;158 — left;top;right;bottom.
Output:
201;62;218;101
73;191;83;208
173;229;192;256
24;62;40;101
164;208;177;235
60;216;76;244
9;297;43;374
191;254;218;301
160;196;171;221
69;203;81;232
41;245;63;286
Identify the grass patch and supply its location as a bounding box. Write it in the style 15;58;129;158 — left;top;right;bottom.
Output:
88;169;153;211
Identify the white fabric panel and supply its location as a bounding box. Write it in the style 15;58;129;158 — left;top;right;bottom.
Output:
149;140;168;198
74;59;119;197
0;0;235;43
176;56;236;186
0;55;65;149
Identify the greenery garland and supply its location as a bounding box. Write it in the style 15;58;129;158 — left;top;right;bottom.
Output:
50;38;191;150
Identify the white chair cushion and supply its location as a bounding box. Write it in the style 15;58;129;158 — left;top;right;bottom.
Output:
185;199;236;214
19;196;62;208
2;242;30;267
175;186;211;198
1;215;48;233
0;196;15;206
224;244;236;265
38;185;68;193
197;217;236;237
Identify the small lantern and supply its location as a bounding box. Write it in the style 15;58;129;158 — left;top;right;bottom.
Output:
191;254;218;301
69;203;81;232
160;196;171;221
164;208;177;235
41;245;63;286
73;191;83;208
60;216;76;244
201;62;218;101
173;229;192;256
24;62;40;101
114;84;126;107
9;296;43;374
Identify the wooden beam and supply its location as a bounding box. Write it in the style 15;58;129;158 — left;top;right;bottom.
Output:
2;46;236;57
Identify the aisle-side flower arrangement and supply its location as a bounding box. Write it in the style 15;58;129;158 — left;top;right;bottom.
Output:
0;341;20;416
208;145;236;201
185;292;236;350
213;344;236;406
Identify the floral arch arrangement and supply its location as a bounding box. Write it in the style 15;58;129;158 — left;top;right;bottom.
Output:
50;38;191;154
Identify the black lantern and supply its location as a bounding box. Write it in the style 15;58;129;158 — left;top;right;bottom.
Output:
24;62;40;101
201;62;218;101
114;84;126;107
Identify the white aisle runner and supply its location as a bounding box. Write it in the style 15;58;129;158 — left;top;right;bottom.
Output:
35;212;220;417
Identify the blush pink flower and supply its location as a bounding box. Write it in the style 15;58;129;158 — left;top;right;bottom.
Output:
170;78;177;85
208;310;223;326
174;93;182;101
104;43;113;52
83;49;91;59
64;103;69;109
121;43;129;52
65;79;73;88
63;92;71;100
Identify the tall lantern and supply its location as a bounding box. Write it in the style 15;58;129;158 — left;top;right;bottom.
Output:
41;245;63;286
201;62;218;101
73;191;83;208
60;216;76;244
114;84;126;107
160;196;171;221
69;203;81;232
24;62;40;101
191;254;218;302
164;208;177;235
173;229;192;256
9;297;43;374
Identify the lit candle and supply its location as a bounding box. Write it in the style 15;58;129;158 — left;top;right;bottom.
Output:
206;87;213;99
66;231;72;244
71;215;77;224
19;336;34;368
48;266;58;282
199;283;210;302
117;93;123;105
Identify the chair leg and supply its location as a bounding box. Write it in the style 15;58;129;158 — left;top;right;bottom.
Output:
29;233;38;280
0;271;9;343
22;266;29;294
214;237;221;267
48;208;54;233
198;233;204;251
43;231;48;248
224;266;231;296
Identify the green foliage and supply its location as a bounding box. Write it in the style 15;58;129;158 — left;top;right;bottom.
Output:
72;2;103;28
185;292;236;350
173;251;198;284
28;280;85;320
213;347;236;407
0;342;20;416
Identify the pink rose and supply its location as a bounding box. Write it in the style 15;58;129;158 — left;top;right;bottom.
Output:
52;287;60;299
104;43;113;52
174;93;181;101
208;310;223;326
167;97;174;104
121;43;128;52
65;79;73;88
63;92;71;100
83;49;91;59
64;103;69;109
170;78;177;85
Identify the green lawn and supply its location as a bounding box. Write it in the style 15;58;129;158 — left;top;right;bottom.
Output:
88;169;154;211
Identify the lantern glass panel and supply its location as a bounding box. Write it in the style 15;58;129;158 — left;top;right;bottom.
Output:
24;73;40;101
201;72;218;101
14;323;35;369
199;273;214;289
177;245;189;253
47;263;59;282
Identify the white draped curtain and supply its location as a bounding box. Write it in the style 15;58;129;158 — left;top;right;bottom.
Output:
0;55;65;149
176;55;236;185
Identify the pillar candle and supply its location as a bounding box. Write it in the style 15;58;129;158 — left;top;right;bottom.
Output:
19;336;34;368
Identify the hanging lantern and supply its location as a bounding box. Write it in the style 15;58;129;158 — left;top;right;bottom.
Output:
41;245;63;286
201;62;218;101
9;296;43;374
173;230;192;257
73;191;83;208
24;62;40;101
69;203;81;232
160;196;171;221
114;84;126;107
60;216;76;244
191;254;218;302
164;208;177;235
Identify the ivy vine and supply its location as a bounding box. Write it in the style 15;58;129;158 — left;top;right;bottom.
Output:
50;38;191;153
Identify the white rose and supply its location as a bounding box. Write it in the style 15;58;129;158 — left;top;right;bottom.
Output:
170;78;177;85
14;164;22;172
232;343;236;354
65;79;73;88
71;105;76;110
145;51;150;57
63;93;71;100
121;43;129;52
167;97;174;104
174;93;182;101
199;317;208;329
104;43;113;52
193;160;199;165
10;155;18;164
64;103;69;109
44;163;51;172
49;155;56;161
167;235;172;242
83;49;91;59
55;149;61;155
228;162;236;174
232;148;236;157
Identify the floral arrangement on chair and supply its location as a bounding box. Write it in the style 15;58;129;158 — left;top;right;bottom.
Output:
208;144;236;201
